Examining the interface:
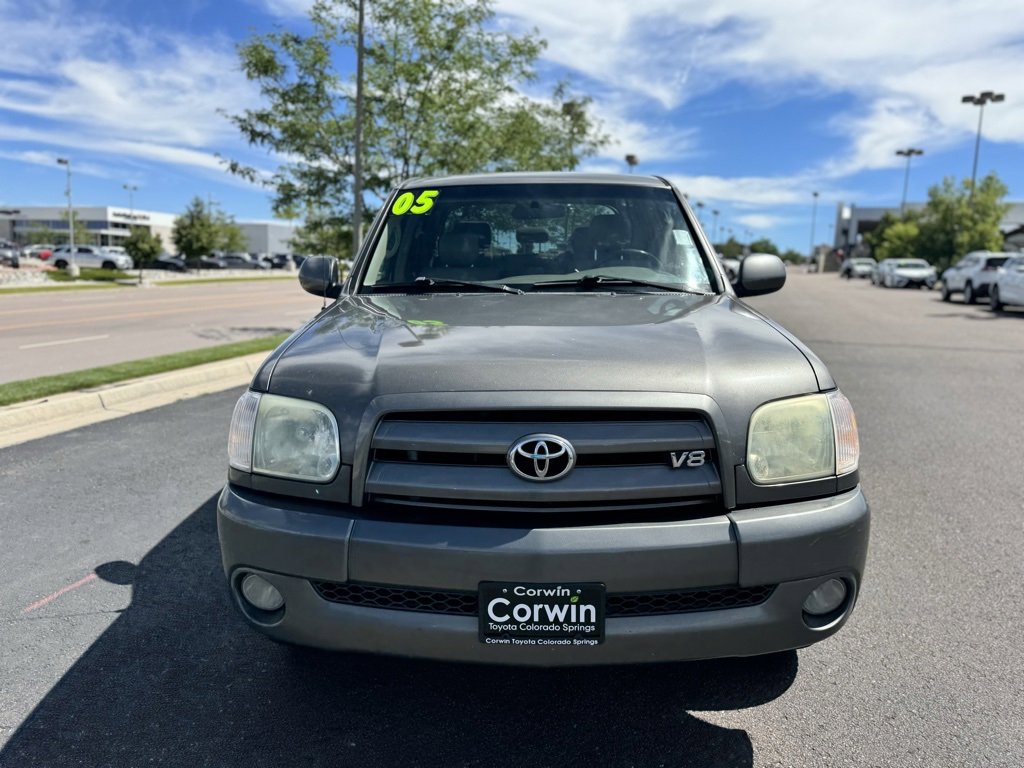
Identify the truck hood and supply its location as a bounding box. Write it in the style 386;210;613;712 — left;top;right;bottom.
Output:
259;292;822;455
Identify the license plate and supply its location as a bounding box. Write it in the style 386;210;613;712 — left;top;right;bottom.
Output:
478;582;605;647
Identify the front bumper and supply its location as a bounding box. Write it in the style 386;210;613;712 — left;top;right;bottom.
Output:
217;485;870;666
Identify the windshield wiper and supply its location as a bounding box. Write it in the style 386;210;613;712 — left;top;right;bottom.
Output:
369;276;524;295
530;274;710;294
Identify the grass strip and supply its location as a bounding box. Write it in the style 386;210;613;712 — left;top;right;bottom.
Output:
0;283;127;296
47;268;133;283
0;333;289;407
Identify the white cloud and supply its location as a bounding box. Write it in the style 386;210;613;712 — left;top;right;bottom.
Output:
496;0;1024;198
734;213;790;231
0;149;112;179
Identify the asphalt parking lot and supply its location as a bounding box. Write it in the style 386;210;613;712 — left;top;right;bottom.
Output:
1;271;1022;767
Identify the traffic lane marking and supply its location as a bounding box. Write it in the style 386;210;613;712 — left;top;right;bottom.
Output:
22;573;97;614
0;283;310;318
19;334;110;350
0;295;313;333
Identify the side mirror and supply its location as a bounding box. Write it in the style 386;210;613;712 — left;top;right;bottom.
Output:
735;254;787;297
298;255;342;298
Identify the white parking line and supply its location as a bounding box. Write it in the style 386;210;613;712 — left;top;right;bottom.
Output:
19;334;110;350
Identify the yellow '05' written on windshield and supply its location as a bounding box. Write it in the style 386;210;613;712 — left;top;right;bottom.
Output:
391;190;439;215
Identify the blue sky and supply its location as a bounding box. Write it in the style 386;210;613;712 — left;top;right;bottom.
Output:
2;0;1022;252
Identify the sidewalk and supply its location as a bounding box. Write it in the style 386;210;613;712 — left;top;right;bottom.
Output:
0;352;265;449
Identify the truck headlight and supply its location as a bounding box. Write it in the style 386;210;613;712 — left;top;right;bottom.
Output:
747;391;859;484
228;392;340;482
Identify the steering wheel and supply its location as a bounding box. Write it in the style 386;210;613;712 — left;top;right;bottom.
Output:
616;248;660;270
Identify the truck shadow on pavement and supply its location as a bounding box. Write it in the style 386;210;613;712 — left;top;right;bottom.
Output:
1;493;797;768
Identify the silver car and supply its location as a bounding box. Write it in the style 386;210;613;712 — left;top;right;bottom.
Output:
990;254;1024;312
940;251;1009;303
49;245;134;271
881;258;936;289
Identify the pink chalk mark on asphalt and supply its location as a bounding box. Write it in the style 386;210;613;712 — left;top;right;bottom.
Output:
22;572;98;614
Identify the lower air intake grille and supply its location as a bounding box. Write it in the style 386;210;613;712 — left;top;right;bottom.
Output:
310;581;775;617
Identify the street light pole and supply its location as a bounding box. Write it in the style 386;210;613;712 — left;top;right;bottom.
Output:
124;183;140;283
625;154;639;174
961;90;1006;202
809;191;819;264
351;0;366;258
895;148;923;214
56;157;78;276
695;201;705;227
711;209;719;244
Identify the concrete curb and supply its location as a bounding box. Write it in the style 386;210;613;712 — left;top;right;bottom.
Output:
0;352;268;449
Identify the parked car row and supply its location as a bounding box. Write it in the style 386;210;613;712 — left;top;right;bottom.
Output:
939;251;1008;303
839;249;1024;312
145;252;308;272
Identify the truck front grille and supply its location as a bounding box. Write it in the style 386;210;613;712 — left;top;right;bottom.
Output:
310;581;775;617
362;409;721;517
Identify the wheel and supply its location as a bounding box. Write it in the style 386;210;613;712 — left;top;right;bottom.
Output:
54;259;68;269
990;285;1004;312
102;260;116;270
941;283;951;301
963;282;976;304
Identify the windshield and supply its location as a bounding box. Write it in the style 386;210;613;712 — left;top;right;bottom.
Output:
895;260;930;268
358;183;714;293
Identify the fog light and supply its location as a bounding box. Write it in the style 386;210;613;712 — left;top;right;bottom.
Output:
240;573;284;611
803;578;847;615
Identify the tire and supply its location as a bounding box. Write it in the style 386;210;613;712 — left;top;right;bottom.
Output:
963;282;976;304
54;259;68;269
941;283;951;301
990;285;1004;312
102;260;116;270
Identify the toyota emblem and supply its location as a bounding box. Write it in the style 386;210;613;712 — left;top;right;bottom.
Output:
507;434;576;482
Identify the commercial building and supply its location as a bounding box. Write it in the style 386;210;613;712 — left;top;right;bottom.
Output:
0;206;301;255
0;206;176;250
831;202;1024;253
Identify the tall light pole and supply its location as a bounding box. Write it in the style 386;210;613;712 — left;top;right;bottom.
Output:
562;100;583;170
711;209;720;244
695;200;705;227
351;0;366;257
56;157;78;276
895;148;923;214
124;183;140;282
961;90;1005;202
809;191;819;264
625;154;639;174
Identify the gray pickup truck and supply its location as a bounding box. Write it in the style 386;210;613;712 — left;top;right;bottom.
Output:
218;173;868;666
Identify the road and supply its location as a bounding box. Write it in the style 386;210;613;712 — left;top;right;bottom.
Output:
1;272;1023;767
0;279;324;384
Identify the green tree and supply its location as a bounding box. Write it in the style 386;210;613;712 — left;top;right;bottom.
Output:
916;174;1009;271
779;249;804;264
214;209;247;253
289;211;352;257
749;237;780;255
875;220;920;262
60;211;92;246
173;197;219;263
122;227;164;265
173;198;249;262
715;236;743;258
225;0;607;229
25;226;59;245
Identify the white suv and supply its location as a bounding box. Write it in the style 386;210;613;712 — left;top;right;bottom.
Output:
990;254;1024;312
941;251;1009;303
50;245;134;271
